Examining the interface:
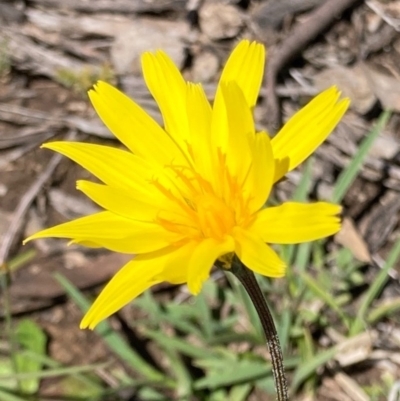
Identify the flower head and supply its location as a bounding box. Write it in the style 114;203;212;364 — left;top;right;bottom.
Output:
24;40;349;329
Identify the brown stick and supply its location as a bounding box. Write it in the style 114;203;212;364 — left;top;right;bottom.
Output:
0;131;77;268
265;0;361;132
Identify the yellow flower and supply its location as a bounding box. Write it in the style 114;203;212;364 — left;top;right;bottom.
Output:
24;40;349;329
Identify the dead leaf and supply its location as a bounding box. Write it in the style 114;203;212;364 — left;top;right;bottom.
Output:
334;372;370;401
314;64;377;114
199;3;243;40
192;51;219;83
361;63;400;112
335;217;372;263
368;134;400;160
111;18;188;75
329;328;377;367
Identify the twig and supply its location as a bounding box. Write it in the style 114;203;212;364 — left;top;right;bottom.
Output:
264;0;360;132
229;257;289;401
0;131;77;268
0;103;112;138
365;0;400;32
388;381;400;401
28;0;186;13
0;141;48;169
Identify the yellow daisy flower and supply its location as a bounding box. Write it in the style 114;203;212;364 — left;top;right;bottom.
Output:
24;40;349;329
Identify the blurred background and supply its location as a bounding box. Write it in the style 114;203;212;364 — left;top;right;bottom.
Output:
1;0;400;400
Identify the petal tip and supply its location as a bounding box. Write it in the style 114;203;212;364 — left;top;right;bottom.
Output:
339;97;351;110
76;180;85;190
140;51;154;66
88;80;104;95
278;263;287;278
187;280;201;296
80;310;100;330
79;318;93;330
272;258;287;278
41;142;57;150
79;321;88;330
22;233;40;245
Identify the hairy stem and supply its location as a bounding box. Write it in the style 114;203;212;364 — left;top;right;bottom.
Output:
230;257;289;401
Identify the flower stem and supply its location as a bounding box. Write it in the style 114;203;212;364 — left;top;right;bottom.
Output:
230;257;289;401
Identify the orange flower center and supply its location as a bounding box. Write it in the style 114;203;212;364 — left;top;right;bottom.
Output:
192;193;235;240
153;164;253;241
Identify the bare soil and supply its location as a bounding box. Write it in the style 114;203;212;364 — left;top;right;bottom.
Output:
1;0;400;400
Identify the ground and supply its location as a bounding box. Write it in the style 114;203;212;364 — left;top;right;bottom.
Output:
1;0;400;400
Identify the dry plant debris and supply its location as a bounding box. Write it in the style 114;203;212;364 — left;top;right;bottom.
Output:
0;0;400;400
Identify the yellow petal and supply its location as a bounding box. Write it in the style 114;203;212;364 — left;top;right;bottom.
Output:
221;82;254;185
141;51;191;158
233;227;285;277
211;76;229;156
186;83;215;179
81;242;197;329
217;40;265;108
250;202;342;244
42;142;153;193
88;81;187;166
211;41;264;157
245;131;274;213
271;86;350;182
69;236;165;254
187;237;234;295
69;239;101;248
154;241;198;284
24;212;133;241
77;180;180;222
24;211;182;254
80;257;162;329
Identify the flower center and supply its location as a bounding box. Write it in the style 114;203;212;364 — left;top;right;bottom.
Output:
192;193;235;240
153;164;252;241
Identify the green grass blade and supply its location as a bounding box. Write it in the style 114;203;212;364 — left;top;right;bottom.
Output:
53;273;171;385
350;238;400;335
194;291;213;340
226;274;263;342
368;297;400;324
289;241;312;297
298;328;317;393
282;158;314;267
6;250;37;273
194;359;272;390
291;345;338;393
293;158;313;201
138;387;169;401
332;110;391;203
0;388;27;401
229;383;252;401
19;350;103;391
0;363;108;381
136;290;162;320
300;271;349;328
195;356;299;390
164;348;193;398
14;320;46;394
277;308;291;354
144;329;215;360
